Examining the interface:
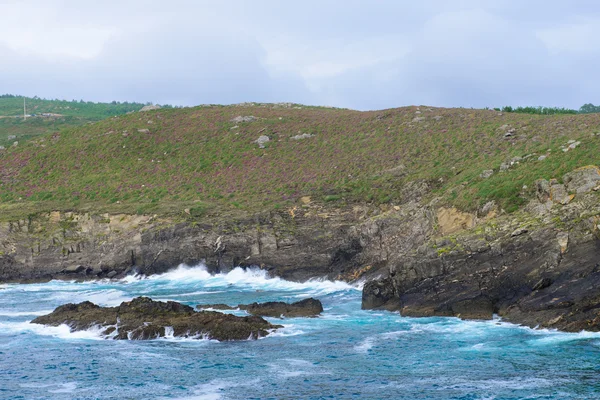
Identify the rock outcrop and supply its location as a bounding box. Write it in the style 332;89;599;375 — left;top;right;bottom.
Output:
31;297;281;341
362;167;600;332
197;298;323;318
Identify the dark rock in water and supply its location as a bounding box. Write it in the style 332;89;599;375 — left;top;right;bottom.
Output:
241;298;323;318
196;298;324;318
196;303;236;310
31;297;281;341
106;271;118;279
362;278;399;311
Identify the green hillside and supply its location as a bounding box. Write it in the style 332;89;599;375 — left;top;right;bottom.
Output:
0;95;150;147
0;103;598;220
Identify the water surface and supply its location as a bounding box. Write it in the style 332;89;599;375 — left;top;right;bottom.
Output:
1;265;599;399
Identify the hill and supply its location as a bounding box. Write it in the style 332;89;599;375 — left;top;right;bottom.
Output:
0;95;151;148
0;102;598;220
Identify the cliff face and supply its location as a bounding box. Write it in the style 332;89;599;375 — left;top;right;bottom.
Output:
362;168;600;332
2;168;600;333
0;202;385;283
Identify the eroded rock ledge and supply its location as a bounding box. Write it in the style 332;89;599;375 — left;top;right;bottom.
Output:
31;297;282;341
197;298;323;318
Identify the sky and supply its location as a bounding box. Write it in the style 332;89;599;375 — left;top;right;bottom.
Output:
1;0;599;110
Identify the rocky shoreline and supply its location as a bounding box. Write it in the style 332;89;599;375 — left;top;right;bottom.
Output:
4;166;600;333
31;297;325;341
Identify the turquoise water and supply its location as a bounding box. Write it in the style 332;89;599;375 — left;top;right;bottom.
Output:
1;265;599;399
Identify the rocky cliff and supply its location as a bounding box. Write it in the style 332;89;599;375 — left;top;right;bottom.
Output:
2;166;600;333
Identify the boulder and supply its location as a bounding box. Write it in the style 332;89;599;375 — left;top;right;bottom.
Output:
240;298;323;318
31;297;281;341
480;169;494;179
63;265;86;274
255;135;270;148
106;271;118;279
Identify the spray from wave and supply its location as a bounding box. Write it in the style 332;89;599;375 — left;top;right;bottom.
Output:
122;263;360;295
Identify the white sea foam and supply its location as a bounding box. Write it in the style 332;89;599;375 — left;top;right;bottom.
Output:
165;378;261;400
124;263;359;295
0;321;106;340
48;382;78;394
354;336;375;353
264;324;306;338
0;309;54;317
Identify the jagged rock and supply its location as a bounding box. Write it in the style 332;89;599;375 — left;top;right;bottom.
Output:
197;298;324;318
241;298;323;318
255;135;270;148
31;297;281;341
532;277;553;291
538;155;547;161
563;166;600;194
231;115;257;123
549;183;574;205
362;278;398;310
139;105;161;112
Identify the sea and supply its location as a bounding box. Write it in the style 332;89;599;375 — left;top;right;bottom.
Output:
1;264;599;399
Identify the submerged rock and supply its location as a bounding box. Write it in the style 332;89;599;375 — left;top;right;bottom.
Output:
197;298;323;318
31;297;281;341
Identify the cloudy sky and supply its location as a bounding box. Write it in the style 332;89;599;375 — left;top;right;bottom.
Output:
1;0;599;110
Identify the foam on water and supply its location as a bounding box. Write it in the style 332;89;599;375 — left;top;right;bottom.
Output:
3;263;600;399
123;263;359;295
0;320;107;340
0;309;54;317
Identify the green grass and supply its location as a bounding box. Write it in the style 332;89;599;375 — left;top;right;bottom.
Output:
0;104;598;220
0;94;163;147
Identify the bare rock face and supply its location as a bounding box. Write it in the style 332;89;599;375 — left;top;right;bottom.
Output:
437;207;476;235
564;166;600;194
31;297;282;341
197;298;324;318
139;105;161;112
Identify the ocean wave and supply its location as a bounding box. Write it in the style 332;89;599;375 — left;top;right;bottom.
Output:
0;321;107;340
122;263;359;295
0;309;54;317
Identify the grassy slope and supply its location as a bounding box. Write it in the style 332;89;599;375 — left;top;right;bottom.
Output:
0;104;598;220
0;96;146;148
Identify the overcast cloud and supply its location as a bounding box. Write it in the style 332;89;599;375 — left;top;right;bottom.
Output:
1;0;599;110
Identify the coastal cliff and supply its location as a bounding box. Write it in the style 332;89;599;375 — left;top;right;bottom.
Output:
1;104;599;332
2;165;600;333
